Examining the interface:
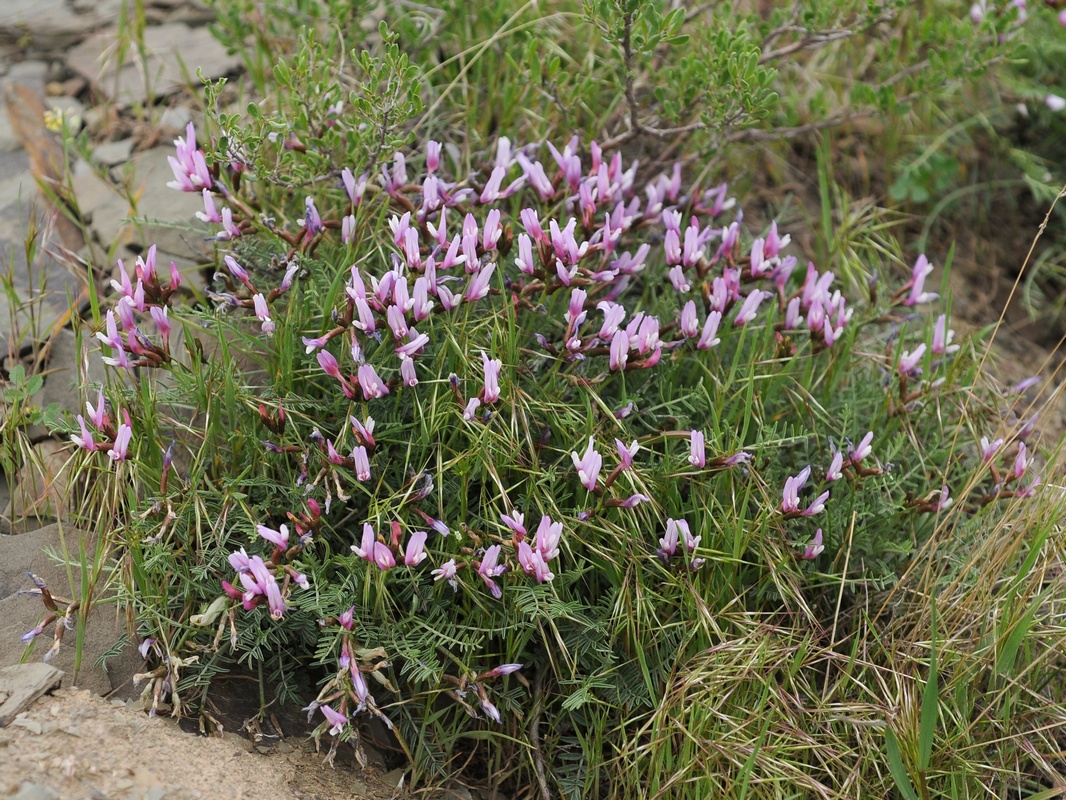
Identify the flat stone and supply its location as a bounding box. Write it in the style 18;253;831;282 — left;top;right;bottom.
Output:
67;23;242;107
157;106;192;135
0;0;86;51
0;663;63;727
91;139;134;167
11;781;60;800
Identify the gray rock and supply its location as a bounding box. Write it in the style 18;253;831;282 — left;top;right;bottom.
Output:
0;663;63;727
157;106;192;135
0;525;141;697
91;139;135;167
11;781;59;800
67;24;242;107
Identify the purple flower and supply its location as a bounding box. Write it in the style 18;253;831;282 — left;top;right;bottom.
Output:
257;524;289;549
482;352;502;403
352;445;371;482
86;389;108;429
980;436;1003;463
317;350;342;380
534;515;563;562
320;705;348;736
802;529;824;560
501;509;526;537
802;490;829;517
351;523;376;561
780;466;811;514
150;306;171;342
849;432;874;464
932;314;958;355
404;530;428;566
619;493;650;507
71;415;98;452
689;430;706;469
679;301;699;338
478;544;505;598
372;541;396;571
463;397;482;421
357;364;389;399
166;122;211;192
571;437;603;492
466;263;496;302
826;451;843;482
109;423;133;463
252;294;274;335
615;439;639;470
697;311;722;350
898;344;926;375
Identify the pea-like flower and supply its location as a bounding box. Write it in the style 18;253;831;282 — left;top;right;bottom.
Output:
571;437;603;492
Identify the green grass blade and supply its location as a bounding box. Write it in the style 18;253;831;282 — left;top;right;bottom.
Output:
885;729;920;800
918;600;938;772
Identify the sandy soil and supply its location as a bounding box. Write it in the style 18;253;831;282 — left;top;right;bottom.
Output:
0;687;400;800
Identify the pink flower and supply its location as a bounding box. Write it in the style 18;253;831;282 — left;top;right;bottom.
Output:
515;233;536;274
689;430;706;468
257;524;289;549
252;294;274;335
372;541;396;571
400;356;418;387
501;509;526;537
463;397;482;421
932;314;958;355
109;423;133;463
71;415;98;451
850;432;874;464
1046;94;1066;112
432;559;459;589
780;466;811;514
980;436;1003;462
619;493;650;507
903;255;937;306
1012;442;1030;479
517;541;554;583
466;263;495;302
571;437;602;492
86;389;108;429
352;445;371;482
320;705;347;736
733;290;765;326
357;364;389;399
609;329;629;371
478;544;506;598
351;523;376;561
404;531;428;566
350;415;376;448
802;529;824;560
802;490;829;517
615;439;639;470
898;344;926;374
534;515;563;562
826;451;843;482
317;350;342;380
697;311;722;350
196;188;221;223
482;352;502;403
679;301;699;338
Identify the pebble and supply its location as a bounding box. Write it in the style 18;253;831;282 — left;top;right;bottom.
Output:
11;783;59;800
